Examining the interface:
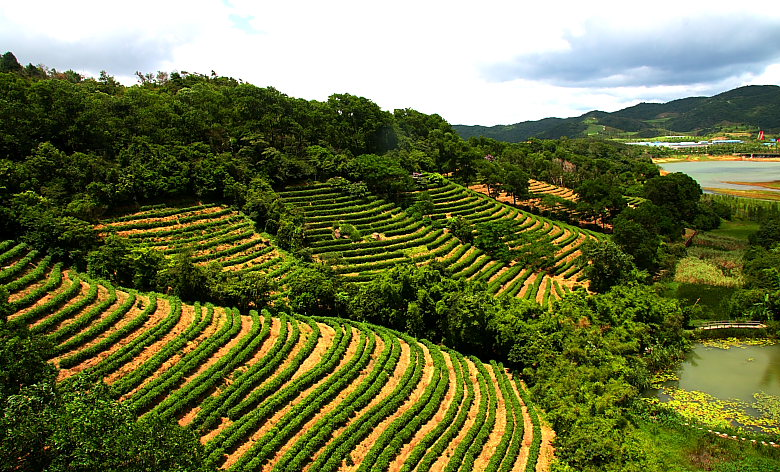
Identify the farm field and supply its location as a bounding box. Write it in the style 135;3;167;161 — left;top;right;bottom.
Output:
96;177;601;306
96;203;297;283
278;177;603;305
470;179;645;225
1;240;546;471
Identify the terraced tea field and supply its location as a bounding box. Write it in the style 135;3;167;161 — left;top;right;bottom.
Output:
2;241;546;471
280;178;602;304
469;179;579;218
96;203;296;279
471;179;645;230
94;176;600;305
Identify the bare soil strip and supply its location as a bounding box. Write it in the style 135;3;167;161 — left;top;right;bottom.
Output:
57;295;171;380
175;309;254;426
104;299;194;385
176;310;260;408
536;276;551;304
303;340;412;471
433;238;467;263
473;364;510;469
7;264;56;303
518;272;539;299
387;350;458;472
261;332;387;471
537;423;556;472
287;322;338;382
96;205;227;231
38;280;110;334
222;249;281;271
344;342;435;472
222;324;362;469
488;265;511;284
509;377;534;472
197;321;314;440
429;357;483;470
121;306;226;401
498;267;527;296
9;270;75;322
109;212;235;237
57;289;131;350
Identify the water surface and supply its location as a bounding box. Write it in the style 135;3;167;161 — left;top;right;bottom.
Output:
658;161;780;193
672;343;780;403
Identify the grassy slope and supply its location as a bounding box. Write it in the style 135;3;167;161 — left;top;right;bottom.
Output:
636;420;780;472
662;220;755;320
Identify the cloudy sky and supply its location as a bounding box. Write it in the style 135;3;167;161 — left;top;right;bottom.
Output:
2;1;780;125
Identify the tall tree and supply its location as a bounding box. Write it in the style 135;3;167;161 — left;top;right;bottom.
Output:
0;51;23;73
643;172;702;224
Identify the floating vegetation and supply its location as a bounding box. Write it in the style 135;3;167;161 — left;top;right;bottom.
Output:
754;392;780;425
650;386;780;437
650;370;679;389
648;339;780;439
699;337;776;350
650;387;780;436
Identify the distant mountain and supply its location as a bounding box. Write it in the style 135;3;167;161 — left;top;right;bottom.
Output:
454;85;780;142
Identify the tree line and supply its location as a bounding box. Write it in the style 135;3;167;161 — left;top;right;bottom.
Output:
1;51;769;471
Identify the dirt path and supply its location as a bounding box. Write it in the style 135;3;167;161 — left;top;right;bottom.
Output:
222;248;281;271
434;238;467;264
104;299;193;385
537;422;556;472
342;342;434;472
108;212;235;238
122;305;226;401
429;357;483;471
518;272;538;299
509;376;534;472
552;227;573;246
53;289;131;355
38;280;113;336
488;265;511;284
387;350;458;472
473;364;509;469
303;339;412;471
497;267;527;296
469;260;500;281
197;320;315;441
536;276;550;304
261;332;387;471
287;322;338;384
222;323;357;469
9;270;75;322
56;295;171;380
6;260;55;302
176;310;264;421
96;205;227;232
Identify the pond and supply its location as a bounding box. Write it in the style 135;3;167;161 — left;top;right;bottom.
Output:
674;342;780;402
658;160;780;193
653;341;780;435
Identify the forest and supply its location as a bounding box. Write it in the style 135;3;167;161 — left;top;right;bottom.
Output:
2;51;780;472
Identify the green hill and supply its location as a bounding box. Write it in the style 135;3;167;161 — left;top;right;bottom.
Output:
0;240;542;471
454;85;780;141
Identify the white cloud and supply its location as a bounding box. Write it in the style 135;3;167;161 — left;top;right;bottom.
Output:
2;0;779;126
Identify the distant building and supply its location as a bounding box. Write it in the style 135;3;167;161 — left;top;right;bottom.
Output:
627;139;743;148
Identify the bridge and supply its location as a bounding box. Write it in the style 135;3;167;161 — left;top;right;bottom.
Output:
695;320;768;330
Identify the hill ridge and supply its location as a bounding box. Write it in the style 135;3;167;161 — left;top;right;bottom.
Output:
454;84;780;141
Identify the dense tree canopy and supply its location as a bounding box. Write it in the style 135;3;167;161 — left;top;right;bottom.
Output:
0;293;212;472
0;53;744;472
